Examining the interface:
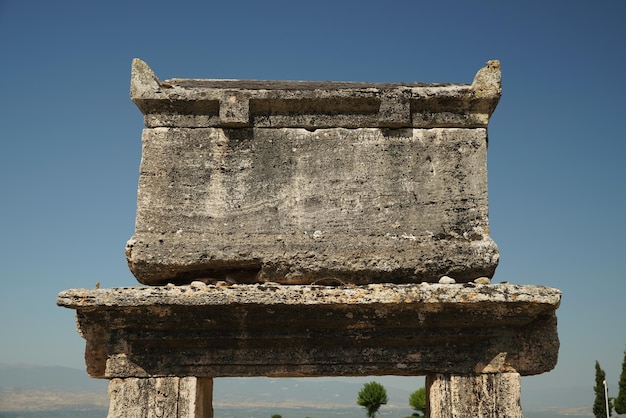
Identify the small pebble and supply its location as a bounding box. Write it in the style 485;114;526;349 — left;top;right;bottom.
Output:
190;281;207;290
474;277;491;284
215;280;232;287
261;281;280;287
439;276;456;284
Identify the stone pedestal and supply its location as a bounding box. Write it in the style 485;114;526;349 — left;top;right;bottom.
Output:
57;283;560;379
58;283;559;415
107;377;213;418
427;372;523;418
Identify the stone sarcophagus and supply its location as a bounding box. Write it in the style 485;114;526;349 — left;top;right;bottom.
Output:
126;59;502;286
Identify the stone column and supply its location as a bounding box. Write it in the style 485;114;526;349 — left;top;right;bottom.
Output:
107;377;213;418
426;372;523;418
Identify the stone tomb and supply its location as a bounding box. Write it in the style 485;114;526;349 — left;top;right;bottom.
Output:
58;60;561;417
126;58;501;286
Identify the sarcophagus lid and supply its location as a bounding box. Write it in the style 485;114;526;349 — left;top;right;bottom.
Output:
126;59;502;285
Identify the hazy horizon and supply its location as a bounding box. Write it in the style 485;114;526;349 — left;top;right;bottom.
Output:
0;363;597;416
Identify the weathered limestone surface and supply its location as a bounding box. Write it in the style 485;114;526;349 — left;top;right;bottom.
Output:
57;283;560;379
107;377;213;418
426;372;523;418
126;59;502;285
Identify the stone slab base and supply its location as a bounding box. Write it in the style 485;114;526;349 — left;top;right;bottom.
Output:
126;59;502;285
57;283;561;378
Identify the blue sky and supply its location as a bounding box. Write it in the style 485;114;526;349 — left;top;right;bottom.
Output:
1;0;625;408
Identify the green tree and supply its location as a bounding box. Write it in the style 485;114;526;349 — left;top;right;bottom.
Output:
357;381;388;418
408;387;427;416
616;347;626;414
593;361;613;418
271;415;282;418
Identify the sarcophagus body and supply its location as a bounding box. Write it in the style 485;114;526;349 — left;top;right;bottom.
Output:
126;59;501;285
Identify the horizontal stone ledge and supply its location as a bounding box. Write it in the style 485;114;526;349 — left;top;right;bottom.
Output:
57;282;560;308
131;59;501;129
57;283;561;378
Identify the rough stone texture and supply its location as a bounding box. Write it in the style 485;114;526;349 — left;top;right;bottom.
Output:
107;377;213;418
426;372;523;418
126;59;502;285
57;283;560;379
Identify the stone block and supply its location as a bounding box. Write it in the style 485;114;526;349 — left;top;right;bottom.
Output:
126;59;502;285
57;283;561;379
427;372;523;418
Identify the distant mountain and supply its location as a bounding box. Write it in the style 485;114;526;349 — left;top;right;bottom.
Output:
0;363;107;393
0;364;108;412
522;386;593;414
